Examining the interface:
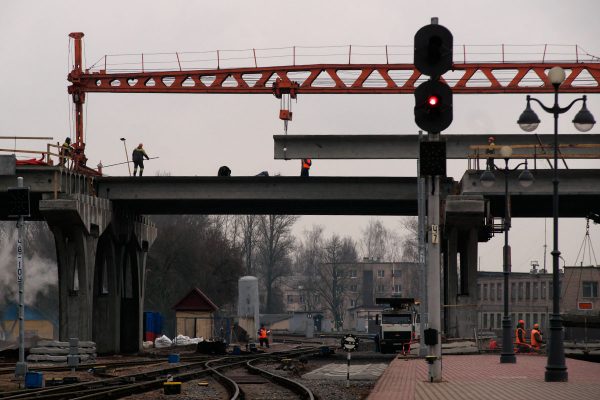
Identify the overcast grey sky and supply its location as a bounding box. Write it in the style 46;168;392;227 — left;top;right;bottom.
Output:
1;0;599;272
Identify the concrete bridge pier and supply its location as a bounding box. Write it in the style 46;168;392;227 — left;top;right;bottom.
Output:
109;213;157;353
40;194;112;342
40;195;157;354
443;195;488;338
92;230;120;353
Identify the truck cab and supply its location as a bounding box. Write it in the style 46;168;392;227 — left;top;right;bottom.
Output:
375;297;420;354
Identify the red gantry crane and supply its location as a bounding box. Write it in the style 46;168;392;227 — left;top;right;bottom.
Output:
66;32;600;173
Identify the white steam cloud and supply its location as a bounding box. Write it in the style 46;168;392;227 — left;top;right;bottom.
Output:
0;230;57;305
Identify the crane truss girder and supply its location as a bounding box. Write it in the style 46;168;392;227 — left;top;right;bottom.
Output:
69;63;600;94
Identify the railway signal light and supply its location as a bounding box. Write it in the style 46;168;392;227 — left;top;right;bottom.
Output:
414;80;453;133
414;20;454;134
414;23;453;77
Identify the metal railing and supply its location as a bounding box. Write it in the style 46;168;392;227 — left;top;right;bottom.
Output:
467;143;600;170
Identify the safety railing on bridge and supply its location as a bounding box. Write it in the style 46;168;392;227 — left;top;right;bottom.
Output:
467;143;600;170
0;136;98;199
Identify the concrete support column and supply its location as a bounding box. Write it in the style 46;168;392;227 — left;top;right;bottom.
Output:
455;227;479;338
50;224;97;341
445;228;458;337
42;194;111;342
112;213;156;353
466;227;479;297
93;233;121;354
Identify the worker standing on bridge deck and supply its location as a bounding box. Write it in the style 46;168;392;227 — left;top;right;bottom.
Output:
59;137;72;167
301;158;312;177
132;143;150;176
486;136;496;170
530;323;544;351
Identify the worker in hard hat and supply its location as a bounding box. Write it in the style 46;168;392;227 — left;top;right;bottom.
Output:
132;143;150;176
515;319;529;353
258;324;270;348
530;323;544;351
485;136;496;170
59;137;73;167
301;158;312;177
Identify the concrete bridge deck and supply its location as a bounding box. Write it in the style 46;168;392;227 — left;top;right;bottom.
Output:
368;354;600;400
1;166;599;218
95;176;438;215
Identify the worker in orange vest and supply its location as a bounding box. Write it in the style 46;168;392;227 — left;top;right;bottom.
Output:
301;158;312;177
530;323;544;351
258;325;270;348
515;319;529;353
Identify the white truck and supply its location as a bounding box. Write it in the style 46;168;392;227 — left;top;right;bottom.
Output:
375;297;420;354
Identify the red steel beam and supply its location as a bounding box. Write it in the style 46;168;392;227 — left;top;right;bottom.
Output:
68;63;600;95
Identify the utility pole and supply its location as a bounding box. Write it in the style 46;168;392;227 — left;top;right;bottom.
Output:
417;131;428;357
426;158;442;380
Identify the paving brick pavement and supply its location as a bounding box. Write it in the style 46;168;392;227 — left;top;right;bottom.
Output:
368;354;600;400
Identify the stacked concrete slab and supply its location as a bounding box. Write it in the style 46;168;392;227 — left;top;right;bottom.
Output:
27;340;96;363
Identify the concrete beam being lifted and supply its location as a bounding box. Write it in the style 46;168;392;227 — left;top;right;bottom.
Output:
273;134;600;159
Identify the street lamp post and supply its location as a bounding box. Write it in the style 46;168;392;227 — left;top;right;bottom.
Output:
517;66;596;382
481;146;533;364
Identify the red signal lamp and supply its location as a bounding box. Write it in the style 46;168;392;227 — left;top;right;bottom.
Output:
428;95;440;107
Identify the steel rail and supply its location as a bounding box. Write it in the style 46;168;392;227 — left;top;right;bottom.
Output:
246;358;316;400
0;348;322;400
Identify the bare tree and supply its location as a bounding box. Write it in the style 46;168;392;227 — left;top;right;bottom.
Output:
360;218;390;261
314;234;358;330
401;217;419;262
146;215;244;334
212;215;261;276
240;215;260;276
255;215;299;313
294;225;325;312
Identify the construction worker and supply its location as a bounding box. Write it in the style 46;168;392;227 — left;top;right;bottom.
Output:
218;166;231;176
132;143;150;176
530;323;544;351
515;319;529;353
301;158;312;177
258;324;270;348
59;137;73;167
485;136;496;170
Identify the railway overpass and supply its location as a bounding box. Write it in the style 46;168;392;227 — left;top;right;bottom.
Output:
1;158;599;352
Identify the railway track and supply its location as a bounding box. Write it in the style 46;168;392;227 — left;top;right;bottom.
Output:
0;347;321;400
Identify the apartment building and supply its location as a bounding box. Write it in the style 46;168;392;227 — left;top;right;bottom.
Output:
282;259;596;336
476;265;556;332
281;260;420;332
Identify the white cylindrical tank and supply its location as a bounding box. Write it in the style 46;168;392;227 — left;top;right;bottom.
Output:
238;276;260;338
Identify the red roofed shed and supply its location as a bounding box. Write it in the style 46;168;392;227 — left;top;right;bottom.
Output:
173;288;218;339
